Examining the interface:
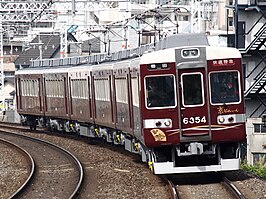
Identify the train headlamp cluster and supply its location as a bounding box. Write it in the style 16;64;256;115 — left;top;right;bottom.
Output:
164;120;171;127
144;118;172;128
155;119;172;127
217;115;236;124
148;63;170;70
181;48;199;58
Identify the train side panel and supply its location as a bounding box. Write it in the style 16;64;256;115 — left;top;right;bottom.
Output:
129;59;143;142
92;65;115;128
113;61;133;134
43;69;70;119
15;72;44;116
68;66;92;123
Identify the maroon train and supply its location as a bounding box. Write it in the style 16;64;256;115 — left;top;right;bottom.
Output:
15;44;246;174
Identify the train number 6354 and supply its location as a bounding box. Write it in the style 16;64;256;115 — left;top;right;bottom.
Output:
183;116;207;124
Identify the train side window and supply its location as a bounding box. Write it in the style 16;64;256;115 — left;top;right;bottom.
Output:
94;78;110;101
182;73;204;106
115;77;128;104
210;71;240;104
145;75;176;108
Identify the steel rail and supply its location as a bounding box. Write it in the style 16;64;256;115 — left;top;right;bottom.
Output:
161;175;179;199
0;138;36;199
222;176;246;199
0;131;84;199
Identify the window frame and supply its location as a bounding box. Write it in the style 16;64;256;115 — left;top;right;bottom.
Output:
181;72;205;107
144;74;177;109
209;70;241;105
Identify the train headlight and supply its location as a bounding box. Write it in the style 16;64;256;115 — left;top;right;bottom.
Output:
150;64;156;69
155;121;162;127
218;116;225;124
162;63;168;68
228;117;234;123
181;48;199;58
144;118;172;128
217;115;238;124
164;120;172;127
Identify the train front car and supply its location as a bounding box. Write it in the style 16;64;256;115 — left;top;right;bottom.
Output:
139;46;246;174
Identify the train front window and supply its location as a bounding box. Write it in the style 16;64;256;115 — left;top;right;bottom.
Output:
145;75;175;108
210;71;240;104
182;73;204;106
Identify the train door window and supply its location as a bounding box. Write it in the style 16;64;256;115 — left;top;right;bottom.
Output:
51;80;55;97
55;79;59;97
82;79;89;99
57;80;60;97
32;80;35;96
26;80;29;96
80;79;83;99
145;75;176;108
47;80;51;97
181;73;204;106
51;80;54;97
28;80;31;96
16;79;20;96
24;80;27;96
131;77;139;108
31;80;34;96
115;77;128;103
71;79;79;99
60;79;65;98
21;80;24;96
23;80;26;96
30;80;32;96
210;71;240;104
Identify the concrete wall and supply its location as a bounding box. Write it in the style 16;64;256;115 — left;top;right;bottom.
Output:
246;117;266;165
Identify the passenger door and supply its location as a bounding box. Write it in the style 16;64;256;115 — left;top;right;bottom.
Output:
178;68;211;141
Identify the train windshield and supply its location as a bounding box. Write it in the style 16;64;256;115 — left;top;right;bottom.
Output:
210;71;240;104
181;73;204;106
145;75;175;108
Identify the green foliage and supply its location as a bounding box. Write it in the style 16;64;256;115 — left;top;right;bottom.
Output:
241;159;266;179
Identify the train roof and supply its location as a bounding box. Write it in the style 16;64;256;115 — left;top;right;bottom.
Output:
15;66;71;75
43;67;70;74
139;46;241;64
15;45;241;75
15;67;44;75
68;65;92;72
206;46;241;60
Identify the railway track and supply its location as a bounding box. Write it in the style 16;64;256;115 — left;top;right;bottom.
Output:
0;138;35;198
222;177;246;199
0;122;173;199
0;130;84;199
0;122;261;199
167;173;246;199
